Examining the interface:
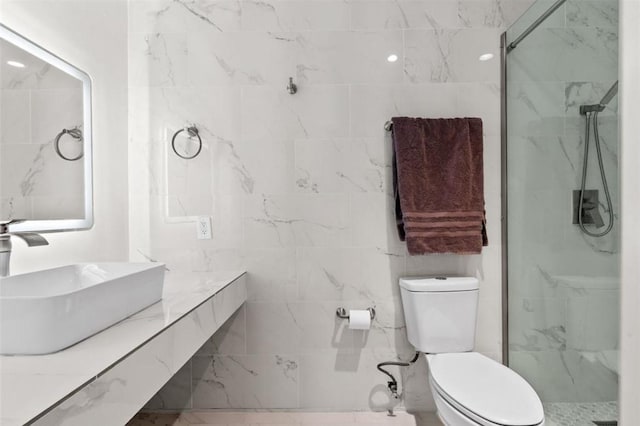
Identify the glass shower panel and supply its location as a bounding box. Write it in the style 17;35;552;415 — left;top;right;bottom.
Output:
505;0;619;422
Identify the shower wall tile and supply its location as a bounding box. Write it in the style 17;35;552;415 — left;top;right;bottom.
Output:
130;0;532;412
565;0;619;28
510;349;618;402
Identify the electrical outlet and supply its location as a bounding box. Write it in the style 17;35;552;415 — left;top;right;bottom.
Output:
196;216;212;240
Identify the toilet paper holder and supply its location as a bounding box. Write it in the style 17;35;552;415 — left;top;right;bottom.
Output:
336;307;376;321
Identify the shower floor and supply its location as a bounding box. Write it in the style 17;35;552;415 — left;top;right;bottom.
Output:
544;401;618;426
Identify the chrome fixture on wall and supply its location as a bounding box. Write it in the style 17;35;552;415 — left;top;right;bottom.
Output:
286;77;297;95
54;127;84;161
576;80;618;237
171;126;202;160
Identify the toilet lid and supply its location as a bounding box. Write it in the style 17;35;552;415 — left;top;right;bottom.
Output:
428;352;544;426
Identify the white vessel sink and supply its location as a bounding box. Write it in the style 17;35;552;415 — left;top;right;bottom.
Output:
0;263;165;355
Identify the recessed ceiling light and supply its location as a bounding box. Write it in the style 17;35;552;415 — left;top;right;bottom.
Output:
478;53;494;62
7;60;25;68
387;54;399;63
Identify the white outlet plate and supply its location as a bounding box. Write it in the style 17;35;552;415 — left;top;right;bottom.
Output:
196;216;212;239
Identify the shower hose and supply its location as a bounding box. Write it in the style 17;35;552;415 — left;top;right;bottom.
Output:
578;110;614;237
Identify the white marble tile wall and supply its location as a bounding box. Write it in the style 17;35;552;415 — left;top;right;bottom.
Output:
128;0;534;411
506;0;620;403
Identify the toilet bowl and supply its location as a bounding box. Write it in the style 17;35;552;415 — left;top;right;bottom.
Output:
399;277;544;426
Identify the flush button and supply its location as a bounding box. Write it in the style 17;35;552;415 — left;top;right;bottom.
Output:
435;277;447;280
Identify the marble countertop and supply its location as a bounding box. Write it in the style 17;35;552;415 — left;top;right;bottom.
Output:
0;270;246;426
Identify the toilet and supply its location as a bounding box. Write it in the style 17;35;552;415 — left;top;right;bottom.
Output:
399;276;545;426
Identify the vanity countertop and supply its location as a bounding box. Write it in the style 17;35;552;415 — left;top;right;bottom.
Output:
0;269;246;426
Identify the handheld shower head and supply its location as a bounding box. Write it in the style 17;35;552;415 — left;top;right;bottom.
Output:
599;81;618;107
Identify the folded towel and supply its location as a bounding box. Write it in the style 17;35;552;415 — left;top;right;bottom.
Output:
392;117;488;255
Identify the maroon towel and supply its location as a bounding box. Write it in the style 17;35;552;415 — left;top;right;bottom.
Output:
392;117;488;255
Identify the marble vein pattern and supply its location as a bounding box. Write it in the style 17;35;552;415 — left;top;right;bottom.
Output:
0;271;246;426
127;0;534;412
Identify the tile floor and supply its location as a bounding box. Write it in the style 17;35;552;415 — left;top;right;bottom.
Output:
544;401;618;426
128;411;444;426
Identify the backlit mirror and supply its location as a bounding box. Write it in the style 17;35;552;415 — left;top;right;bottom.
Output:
0;23;93;233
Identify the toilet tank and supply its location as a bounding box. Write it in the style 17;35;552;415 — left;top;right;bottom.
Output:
399;277;479;353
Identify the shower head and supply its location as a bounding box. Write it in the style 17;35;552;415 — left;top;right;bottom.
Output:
599;81;618;106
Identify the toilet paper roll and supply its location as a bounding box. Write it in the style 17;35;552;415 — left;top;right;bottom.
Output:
348;310;371;330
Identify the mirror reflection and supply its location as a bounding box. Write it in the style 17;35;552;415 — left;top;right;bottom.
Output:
0;24;92;231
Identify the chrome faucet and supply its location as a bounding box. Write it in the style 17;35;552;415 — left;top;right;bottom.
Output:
0;219;49;277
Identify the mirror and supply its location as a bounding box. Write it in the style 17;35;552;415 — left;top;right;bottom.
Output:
0;23;93;233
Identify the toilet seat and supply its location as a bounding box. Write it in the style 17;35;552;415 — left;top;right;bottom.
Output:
427;352;544;426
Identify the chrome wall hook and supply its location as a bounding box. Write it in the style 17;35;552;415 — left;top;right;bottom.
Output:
287;77;297;95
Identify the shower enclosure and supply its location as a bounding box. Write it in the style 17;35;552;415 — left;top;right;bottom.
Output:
502;0;620;423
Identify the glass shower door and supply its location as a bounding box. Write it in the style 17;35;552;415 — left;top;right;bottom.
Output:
504;0;620;423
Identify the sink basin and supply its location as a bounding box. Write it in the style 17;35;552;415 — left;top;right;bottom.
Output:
0;263;165;355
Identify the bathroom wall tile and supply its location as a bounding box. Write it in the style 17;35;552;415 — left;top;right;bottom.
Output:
294;302;360;354
166;143;213;217
241;1;350;32
235;138;295;195
240;85;350;140
349;84;459;138
294;138;389;194
245;302;301;354
192;354;299;409
349;1;459;30
402;355;436;413
295;31;404;85
188;32;297;87
144;361;193;411
349;193;400;249
298;350;399;410
457;0;534;29
404;29;501;83
243;248;298;302
128;33;189;88
366;298;412;351
296;247;365;301
197;305;247;356
475;296;504;354
243;194;351;249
